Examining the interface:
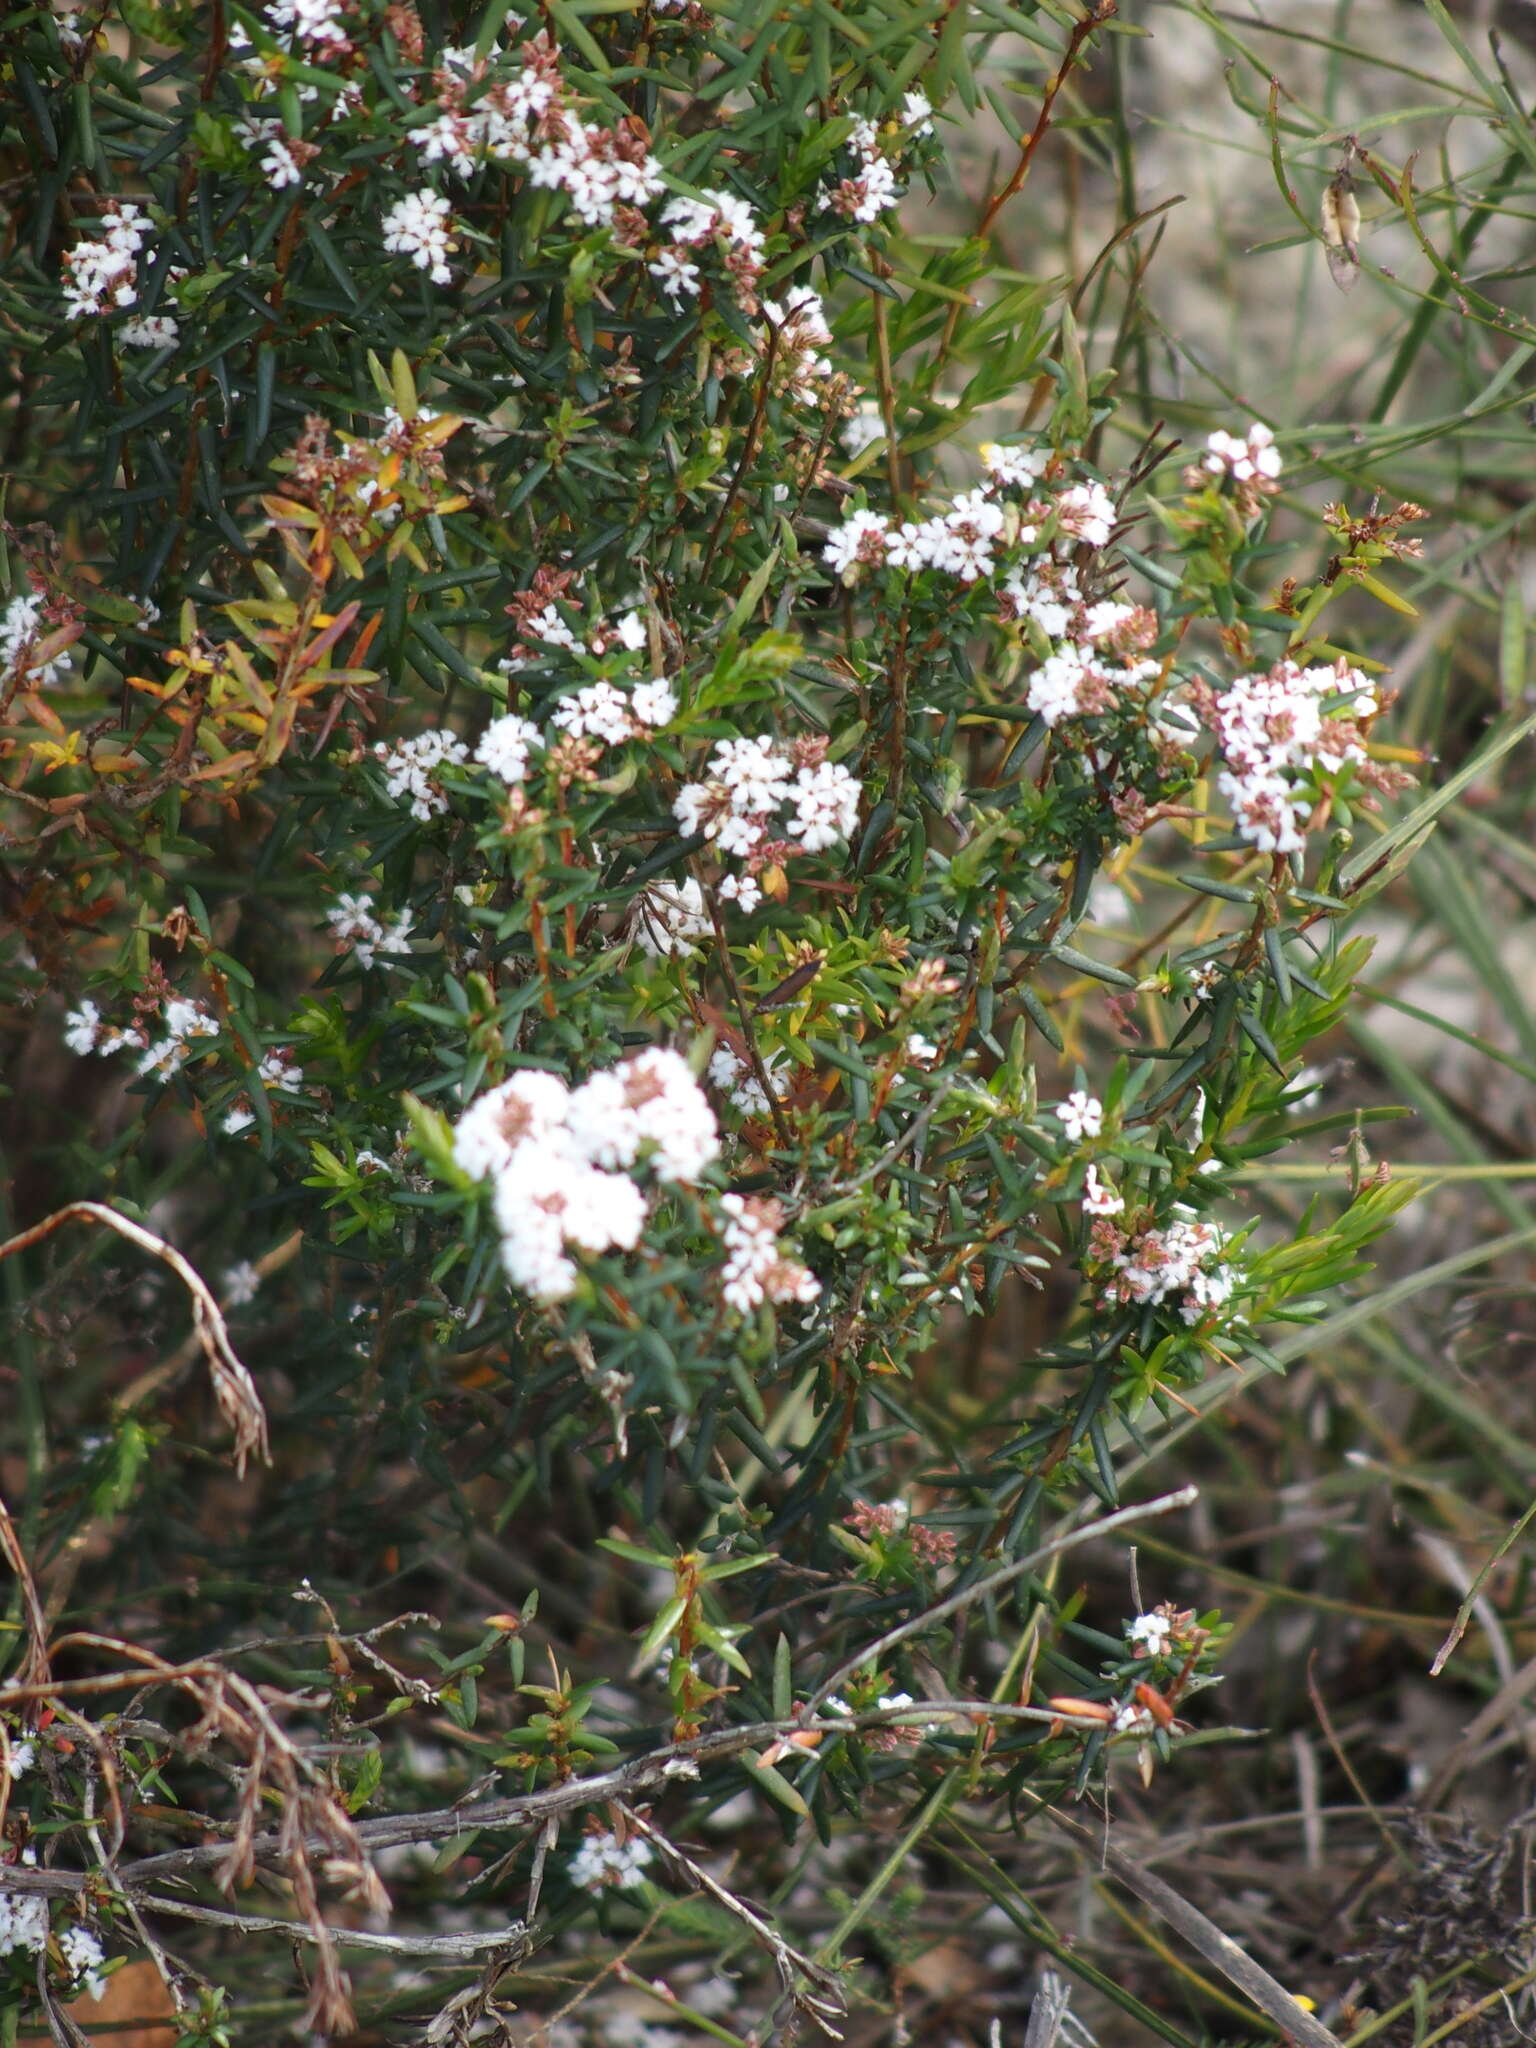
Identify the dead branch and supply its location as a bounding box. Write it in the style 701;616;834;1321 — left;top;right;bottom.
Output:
0;1202;269;1473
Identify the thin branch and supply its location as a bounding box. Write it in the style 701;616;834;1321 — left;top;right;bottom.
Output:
0;1202;268;1473
123;1894;529;1960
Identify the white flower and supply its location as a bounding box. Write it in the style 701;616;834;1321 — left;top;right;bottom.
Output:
567;1047;720;1182
1204;422;1281;485
1112;1703;1155;1735
979;442;1043;491
650;247;701;302
905;1033;939;1066
259;134;304;189
1024;644;1092;727
1054;481;1116;547
822;508;892;582
1187;960;1220;1001
63;999;103;1056
326;891;414;969
786;760;860;852
1055;1091;1103;1142
714;735;794;814
718;871;762;914
615;610;648;652
119;315;179;349
569;1829;653;1890
453;1069;572;1183
475;713;542;784
884;519;940;573
1085;878;1130;927
551;680;634;746
633;879;710;957
1081;1164;1123;1217
258;1049;303;1092
1128;1611;1172;1658
1003;560;1081;640
222;1261;261;1307
842;407;886;457
1;591;71;687
453;1052;719;1302
6;1740;34;1782
0;1887;49;1960
381;190;456;286
631;677;678;728
902;89;935;134
267;0;351;48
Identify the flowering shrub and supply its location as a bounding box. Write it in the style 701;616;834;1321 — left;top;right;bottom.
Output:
0;0;1437;2040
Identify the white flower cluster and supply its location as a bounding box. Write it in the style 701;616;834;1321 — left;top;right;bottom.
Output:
59;1923;108;2000
1108;1216;1233;1326
674;737;861;893
824;435;1121;602
60;202;149;321
633;878;711;957
568;1828;653;1890
405;36;664;233
235;115;313;193
374;662;676;825
0;1879;48;1963
653;188;766;310
452;1051;719;1302
1208;656;1377;855
5;1740;34;1781
823;491;1005;585
1054;1091;1102;1142
326;891;416;969
842;405;886;458
1204;421;1281;486
552;677;677;744
979;441;1045;491
707;1043;782;1118
718;1194;820;1314
382;190;457;286
1127;1610;1172;1657
474;713;543;784
373;729;470;819
136;995;220;1081
819;115;901;224
63;998;125;1059
1;591;70;688
762;285;835;403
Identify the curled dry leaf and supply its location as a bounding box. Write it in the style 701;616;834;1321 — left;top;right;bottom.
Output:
1322;166;1362;292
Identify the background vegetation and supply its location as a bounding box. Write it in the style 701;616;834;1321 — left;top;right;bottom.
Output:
3;1;1536;2044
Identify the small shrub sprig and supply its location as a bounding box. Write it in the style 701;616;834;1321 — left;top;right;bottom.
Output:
0;0;1427;2037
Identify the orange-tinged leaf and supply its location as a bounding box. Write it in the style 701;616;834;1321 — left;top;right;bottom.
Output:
260;494;321;527
417;414;464;448
188;749;260;780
